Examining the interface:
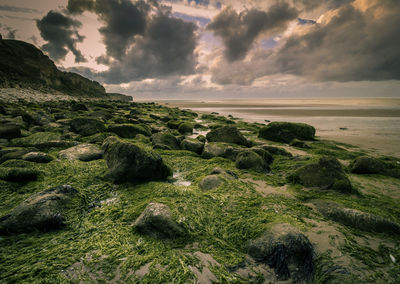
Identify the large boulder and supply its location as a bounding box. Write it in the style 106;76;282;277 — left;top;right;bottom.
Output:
313;200;400;235
350;156;400;178
289;157;353;192
248;223;315;282
133;202;183;238
102;136;171;183
70;118;106;136
108;123;151;138
151;132;180;150
206;126;250;146
0;124;21;139
58;144;103;162
0;185;78;234
235;150;269;173
259;122;316;143
180;138;204;154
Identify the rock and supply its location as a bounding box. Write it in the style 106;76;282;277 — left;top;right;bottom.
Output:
235;151;268;173
22;152;53;163
350;156;400;178
11;132;77;150
248;223;315;282
0;167;40;182
70;102;88;111
0;185;78;234
133;202;183;238
313;200;400;235
151;132;180;150
70;118;106;136
0;147;37;164
199;175;223;190
103;136;171;183
0;124;21;139
250;148;274;165
206;126;250;146
259;122;316;143
210;167;238;179
178;122;193;134
167;120;181;130
202;142;241;160
180;138;204;154
196;135;206;143
58;144;103;161
289;139;311;148
289;157;353;192
108;123;151;138
259;145;292;157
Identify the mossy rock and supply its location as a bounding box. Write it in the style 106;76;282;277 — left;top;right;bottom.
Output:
70;118;106;136
289;157;353;192
103;136;172;183
58;144;103;162
0;185;79;234
151;132;180;150
202;142;242;160
180;138;204;154
199;174;223;190
206;126;250;147
235;150;268;173
22;151;54;163
108;123;151;138
178;122;193;134
350;156;400;178
0;167;41;182
0;124;22;139
289;138;311;148
259;122;316;143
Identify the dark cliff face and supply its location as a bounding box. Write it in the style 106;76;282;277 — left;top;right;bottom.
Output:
0;39;109;98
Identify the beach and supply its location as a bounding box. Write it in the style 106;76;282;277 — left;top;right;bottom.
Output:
156;98;400;158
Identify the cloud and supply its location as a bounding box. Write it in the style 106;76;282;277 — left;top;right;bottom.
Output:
0;5;39;13
36;10;86;63
207;2;297;61
273;1;400;81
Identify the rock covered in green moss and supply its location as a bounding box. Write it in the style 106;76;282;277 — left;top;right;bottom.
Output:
133;202;183;239
289;157;352;192
313;200;400;234
0;185;78;234
151;132;180;150
108;123;151;138
178;122;193;134
22;151;53;163
248;223;315;282
180;138;204;154
0;124;21;139
235;150;269;173
0;147;37;164
58;144;103;161
202;142;242;160
199;174;223;190
70;118;106;136
259;122;316;143
206;126;250;146
103;136;171;183
0;167;40;182
350;156;400;178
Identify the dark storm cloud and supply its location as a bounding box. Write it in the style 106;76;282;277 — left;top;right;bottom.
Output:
67;0;150;60
274;2;400;81
36;10;86;63
207;2;297;61
0;5;39;13
100;12;198;83
66;0;198;83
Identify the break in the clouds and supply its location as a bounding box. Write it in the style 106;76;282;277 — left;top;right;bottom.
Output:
36;10;86;63
66;0;198;83
207;2;297;61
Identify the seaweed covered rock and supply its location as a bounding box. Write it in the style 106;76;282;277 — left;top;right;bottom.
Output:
22;151;53;163
199;175;223;190
133;202;183;239
0;147;37;164
350;156;400;178
151;132;180;150
58;144;103;161
103;136;171;183
180;138;204;154
70;118;106;136
235;150;269;173
206;126;250;146
259;122;315;143
11;132;77;150
178;122;193;134
202;142;241;160
0;167;40;182
108;123;151;138
248;223;315;282
289;157;352;192
313;200;400;234
0;124;22;139
0;185;78;234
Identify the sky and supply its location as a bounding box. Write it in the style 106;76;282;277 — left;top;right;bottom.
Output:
0;0;399;99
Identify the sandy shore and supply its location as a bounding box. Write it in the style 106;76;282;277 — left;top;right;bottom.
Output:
159;98;400;158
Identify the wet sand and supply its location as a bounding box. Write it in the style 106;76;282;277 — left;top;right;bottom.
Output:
157;98;400;158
